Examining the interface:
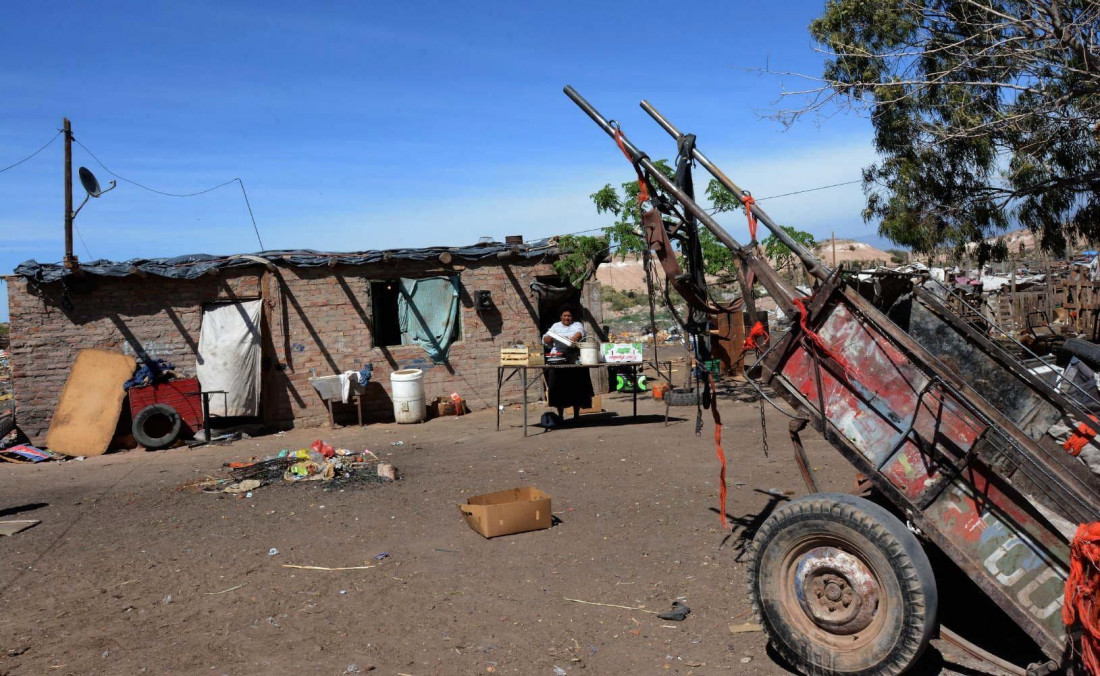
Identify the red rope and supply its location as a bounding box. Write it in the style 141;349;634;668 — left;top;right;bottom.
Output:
1064;522;1100;675
741;194;758;242
614;126;650;205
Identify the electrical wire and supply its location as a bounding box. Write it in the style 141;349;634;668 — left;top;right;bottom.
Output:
556;178;864;241
74;224;93;260
73;138;236;197
236;178;265;251
0;130;62;174
755;179;862;202
72;137;265;250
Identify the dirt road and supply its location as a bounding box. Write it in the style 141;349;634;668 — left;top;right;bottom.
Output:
0;390;1042;675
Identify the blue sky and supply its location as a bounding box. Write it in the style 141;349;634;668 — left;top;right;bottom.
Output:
0;1;884;322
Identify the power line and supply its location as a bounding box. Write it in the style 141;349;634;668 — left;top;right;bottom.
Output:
0;130;62;174
74;224;93;260
72;136;265;250
73;137;237;197
554;177;864;242
755;178;863;202
236;179;265;251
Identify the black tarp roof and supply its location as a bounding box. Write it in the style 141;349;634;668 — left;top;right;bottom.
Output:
12;239;558;284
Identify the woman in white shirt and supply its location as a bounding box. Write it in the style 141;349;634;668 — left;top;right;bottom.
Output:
542;306;594;421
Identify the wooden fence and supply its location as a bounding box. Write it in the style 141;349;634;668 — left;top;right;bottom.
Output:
987;270;1100;340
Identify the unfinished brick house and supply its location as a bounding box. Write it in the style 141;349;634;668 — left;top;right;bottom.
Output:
6;240;605;443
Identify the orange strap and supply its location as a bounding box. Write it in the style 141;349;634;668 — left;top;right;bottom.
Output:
1064;522;1100;676
1064;415;1099;456
705;369;728;529
741;194;758;242
614;125;650;205
743;321;769;351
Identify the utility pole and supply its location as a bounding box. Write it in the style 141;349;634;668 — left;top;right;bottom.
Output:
63;117;76;269
831;231;836;268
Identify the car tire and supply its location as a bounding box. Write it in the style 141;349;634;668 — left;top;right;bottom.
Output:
747;492;938;676
132;403;183;450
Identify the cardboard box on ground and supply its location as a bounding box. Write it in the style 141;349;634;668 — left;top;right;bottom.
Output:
459;487;552;538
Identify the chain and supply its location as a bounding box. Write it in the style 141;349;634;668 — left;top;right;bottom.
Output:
759;397;769;457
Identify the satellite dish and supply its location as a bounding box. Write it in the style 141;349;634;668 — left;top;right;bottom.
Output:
79;167;102;197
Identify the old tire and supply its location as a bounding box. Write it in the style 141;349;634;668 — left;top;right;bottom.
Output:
132;404;182;450
665;388;698;407
1063;338;1100;370
747;493;937;676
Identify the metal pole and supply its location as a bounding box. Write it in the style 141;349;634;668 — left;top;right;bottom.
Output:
638;100;831;282
832;231;836;269
63;117;75;269
563;86;796;309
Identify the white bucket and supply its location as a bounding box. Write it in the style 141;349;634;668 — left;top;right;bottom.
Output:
579;342;600;365
390;369;426;424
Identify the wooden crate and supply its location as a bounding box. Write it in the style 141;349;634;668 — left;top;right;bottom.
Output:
500;346;545;366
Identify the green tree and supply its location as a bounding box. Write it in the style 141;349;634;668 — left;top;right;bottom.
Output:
706;181;817;273
552;234;609;287
590;159;676;260
591;163;745;277
786;0;1100;257
762;226;817;271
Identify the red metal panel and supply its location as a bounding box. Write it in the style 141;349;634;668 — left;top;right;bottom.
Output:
128;378;203;435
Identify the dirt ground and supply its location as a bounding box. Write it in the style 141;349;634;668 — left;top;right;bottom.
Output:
0;387;1044;675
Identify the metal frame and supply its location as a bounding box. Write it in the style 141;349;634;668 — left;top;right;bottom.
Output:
496;363;639;436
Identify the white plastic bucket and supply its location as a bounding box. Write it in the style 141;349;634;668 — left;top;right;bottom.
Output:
579;342;600;365
390;369;426;424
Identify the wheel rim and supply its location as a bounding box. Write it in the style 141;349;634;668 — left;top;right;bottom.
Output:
779;537;887;650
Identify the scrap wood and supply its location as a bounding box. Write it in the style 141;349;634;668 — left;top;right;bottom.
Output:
0;520;40;536
205;583;247;595
729;621;763;633
563;597;659;614
281;564;376;571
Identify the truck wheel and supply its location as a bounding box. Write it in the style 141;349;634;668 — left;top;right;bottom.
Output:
747;493;937;676
132;404;182;450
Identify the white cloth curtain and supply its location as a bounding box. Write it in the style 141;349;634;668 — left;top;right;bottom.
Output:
196;300;263;417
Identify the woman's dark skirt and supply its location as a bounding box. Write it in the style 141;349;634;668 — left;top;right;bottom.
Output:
547;367;595;410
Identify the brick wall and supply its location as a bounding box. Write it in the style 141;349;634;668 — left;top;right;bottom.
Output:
6;257;569;443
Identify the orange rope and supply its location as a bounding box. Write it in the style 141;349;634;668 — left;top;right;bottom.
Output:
741;193;758;242
1064;522;1100;675
705;369;728;529
1065;415;1099;457
742;321;769;351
